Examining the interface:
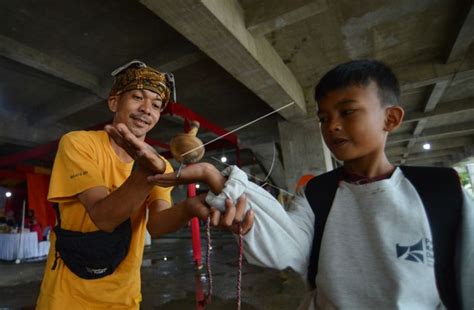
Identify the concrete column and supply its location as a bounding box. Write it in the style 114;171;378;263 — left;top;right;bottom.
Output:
278;119;332;191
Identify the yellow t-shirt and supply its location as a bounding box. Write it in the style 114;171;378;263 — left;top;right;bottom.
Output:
36;130;173;310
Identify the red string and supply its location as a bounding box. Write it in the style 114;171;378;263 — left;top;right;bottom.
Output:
237;223;243;310
201;219;244;310
205;217;213;303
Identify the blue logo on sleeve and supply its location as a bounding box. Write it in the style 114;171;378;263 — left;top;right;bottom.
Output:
396;238;434;266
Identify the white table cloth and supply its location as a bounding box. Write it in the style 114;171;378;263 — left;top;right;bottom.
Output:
38;240;50;257
0;232;39;260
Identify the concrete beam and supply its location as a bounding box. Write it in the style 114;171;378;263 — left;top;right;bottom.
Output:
397;63;474;91
407;144;474;166
406;155;454;165
403;97;474;124
0;34;114;127
245;0;328;36
0;34;103;96
0;137;35;148
448;147;474;166
141;40;206;73
31;94;105;126
412;119;428;137
423;80;450;112
0;114;68;147
399;147;412;164
403;147;465;162
387;136;474;157
388;121;474;145
446;5;474;63
32;48;204;126
411;80;450;140
395;147;468;166
386;145;408;157
141;0;307;120
156;52;205;73
402;80;451;162
1;35;205;125
400;140;416;161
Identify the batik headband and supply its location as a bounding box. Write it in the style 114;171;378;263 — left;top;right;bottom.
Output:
110;60;175;110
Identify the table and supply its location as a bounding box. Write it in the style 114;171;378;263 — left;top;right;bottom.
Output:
0;232;40;261
38;240;51;257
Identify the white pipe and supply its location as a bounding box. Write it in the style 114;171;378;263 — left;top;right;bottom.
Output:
16;200;26;264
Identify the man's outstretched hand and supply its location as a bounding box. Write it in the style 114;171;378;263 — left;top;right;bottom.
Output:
147;162;225;194
105;123;166;174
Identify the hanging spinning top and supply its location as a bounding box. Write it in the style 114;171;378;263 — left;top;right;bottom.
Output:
170;121;205;164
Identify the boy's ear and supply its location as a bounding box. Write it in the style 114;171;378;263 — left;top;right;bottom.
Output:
384;105;404;132
108;95;118;113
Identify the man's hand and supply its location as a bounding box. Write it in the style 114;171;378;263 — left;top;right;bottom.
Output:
147;162;225;194
105;123;166;173
147;163;207;186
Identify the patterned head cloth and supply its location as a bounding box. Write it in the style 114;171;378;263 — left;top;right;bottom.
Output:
109;60;175;111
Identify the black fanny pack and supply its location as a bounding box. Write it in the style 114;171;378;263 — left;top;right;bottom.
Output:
52;205;131;280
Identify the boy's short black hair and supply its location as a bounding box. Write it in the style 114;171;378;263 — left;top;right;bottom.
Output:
314;59;400;106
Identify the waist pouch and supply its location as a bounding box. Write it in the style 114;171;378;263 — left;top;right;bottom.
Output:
52;219;131;280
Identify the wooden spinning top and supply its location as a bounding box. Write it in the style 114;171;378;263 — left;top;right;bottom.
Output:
170;121;205;164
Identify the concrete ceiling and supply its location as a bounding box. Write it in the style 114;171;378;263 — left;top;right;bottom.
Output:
0;0;473;173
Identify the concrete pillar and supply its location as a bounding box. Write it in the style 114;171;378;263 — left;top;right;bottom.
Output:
278;119;332;191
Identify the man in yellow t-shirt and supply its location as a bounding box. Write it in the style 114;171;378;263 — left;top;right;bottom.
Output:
36;61;212;309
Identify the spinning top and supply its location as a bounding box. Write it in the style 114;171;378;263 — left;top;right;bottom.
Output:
170;121;205;164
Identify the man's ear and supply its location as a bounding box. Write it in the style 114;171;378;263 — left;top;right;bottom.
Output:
384;105;404;132
108;96;118;113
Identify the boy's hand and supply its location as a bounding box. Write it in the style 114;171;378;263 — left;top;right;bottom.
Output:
105;123;166;174
182;194;254;235
211;195;254;235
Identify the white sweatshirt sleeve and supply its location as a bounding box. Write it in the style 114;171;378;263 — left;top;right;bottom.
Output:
205;166;315;275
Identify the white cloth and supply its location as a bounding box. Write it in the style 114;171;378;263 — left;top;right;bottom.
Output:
205;166;314;274
38;241;51;257
0;232;38;260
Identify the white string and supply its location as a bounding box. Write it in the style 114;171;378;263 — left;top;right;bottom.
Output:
175;162;184;178
262;143;276;183
180;101;295;158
